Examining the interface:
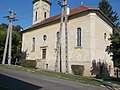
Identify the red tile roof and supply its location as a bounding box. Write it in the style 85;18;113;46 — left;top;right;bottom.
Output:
24;6;92;31
70;6;91;15
42;6;91;24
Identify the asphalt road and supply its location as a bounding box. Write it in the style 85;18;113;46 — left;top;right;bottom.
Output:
0;67;108;90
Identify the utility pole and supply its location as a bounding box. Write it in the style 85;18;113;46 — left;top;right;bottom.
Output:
57;1;64;73
2;10;17;65
64;0;69;73
57;0;69;73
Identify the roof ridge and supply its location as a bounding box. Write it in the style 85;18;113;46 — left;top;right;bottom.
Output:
24;5;93;30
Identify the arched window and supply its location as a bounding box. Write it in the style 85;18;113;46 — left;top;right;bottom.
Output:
56;31;60;48
32;37;35;51
44;12;47;18
77;28;81;47
35;11;37;21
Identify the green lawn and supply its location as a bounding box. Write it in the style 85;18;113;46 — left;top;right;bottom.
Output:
0;64;118;89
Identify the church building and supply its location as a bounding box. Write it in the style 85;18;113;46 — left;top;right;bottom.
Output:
22;0;114;76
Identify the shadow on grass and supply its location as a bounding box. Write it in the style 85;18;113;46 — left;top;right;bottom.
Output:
93;79;116;90
0;74;42;90
104;77;120;85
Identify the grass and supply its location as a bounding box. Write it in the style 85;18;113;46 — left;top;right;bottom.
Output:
35;70;102;85
0;64;119;89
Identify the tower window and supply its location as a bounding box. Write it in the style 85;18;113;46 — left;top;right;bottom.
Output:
44;12;47;18
104;33;107;40
35;11;37;21
77;28;81;47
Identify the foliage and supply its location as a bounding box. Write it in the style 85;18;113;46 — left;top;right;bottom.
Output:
0;23;22;64
106;27;120;67
20;60;36;69
98;0;120;68
0;23;8;30
98;0;119;25
71;65;84;76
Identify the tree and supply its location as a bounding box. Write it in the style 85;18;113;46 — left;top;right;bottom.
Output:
0;23;8;31
12;28;22;64
106;27;120;68
0;29;6;63
0;23;22;64
98;0;119;25
98;0;120;68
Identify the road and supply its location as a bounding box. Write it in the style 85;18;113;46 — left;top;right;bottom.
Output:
0;67;108;90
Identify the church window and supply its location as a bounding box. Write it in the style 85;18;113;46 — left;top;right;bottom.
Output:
77;28;81;47
56;31;60;48
104;33;107;40
42;48;46;59
43;35;47;41
35;11;37;21
44;12;47;18
32;37;35;52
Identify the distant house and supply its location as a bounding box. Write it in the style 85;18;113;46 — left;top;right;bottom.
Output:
22;0;114;76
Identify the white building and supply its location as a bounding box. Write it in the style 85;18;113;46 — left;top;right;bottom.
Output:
22;0;114;76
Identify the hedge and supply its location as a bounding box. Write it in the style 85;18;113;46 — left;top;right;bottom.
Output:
20;60;36;69
71;65;84;76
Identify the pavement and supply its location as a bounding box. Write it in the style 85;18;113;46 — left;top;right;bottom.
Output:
0;67;110;90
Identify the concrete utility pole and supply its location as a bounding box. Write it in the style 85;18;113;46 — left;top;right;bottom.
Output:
57;1;64;73
2;10;17;65
64;0;69;73
57;0;69;73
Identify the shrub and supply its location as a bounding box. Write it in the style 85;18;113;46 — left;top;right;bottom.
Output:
20;60;36;69
71;65;84;76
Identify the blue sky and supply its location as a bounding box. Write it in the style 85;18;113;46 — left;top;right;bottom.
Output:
0;0;119;29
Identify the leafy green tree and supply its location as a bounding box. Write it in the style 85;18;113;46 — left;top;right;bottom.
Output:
12;28;22;64
106;27;120;67
0;23;22;64
0;30;6;63
0;23;8;30
98;0;120;68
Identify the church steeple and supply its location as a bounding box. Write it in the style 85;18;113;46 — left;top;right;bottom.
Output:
32;0;52;25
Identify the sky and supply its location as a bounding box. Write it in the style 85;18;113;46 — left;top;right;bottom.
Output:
0;0;119;29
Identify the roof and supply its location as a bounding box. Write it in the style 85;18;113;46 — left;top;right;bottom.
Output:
22;5;114;32
70;6;91;15
33;0;52;5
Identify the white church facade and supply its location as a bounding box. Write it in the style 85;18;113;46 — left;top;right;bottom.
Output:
22;0;114;76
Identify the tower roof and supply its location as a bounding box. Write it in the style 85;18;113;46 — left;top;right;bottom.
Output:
33;0;52;6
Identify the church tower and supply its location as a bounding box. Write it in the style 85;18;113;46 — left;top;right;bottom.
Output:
33;0;52;25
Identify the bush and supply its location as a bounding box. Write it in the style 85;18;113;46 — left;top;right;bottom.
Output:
96;74;103;79
20;60;36;69
71;65;84;76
